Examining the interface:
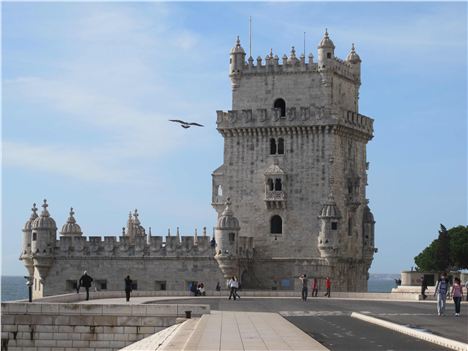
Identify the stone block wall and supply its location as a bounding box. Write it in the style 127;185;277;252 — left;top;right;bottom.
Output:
1;302;210;351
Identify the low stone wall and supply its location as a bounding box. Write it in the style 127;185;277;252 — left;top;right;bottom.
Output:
1;302;210;351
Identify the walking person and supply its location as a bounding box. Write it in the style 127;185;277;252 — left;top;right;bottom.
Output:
420;275;428;300
124;275;133;302
299;274;308;301
312;277;318;297
434;273;450;316
228;276;239;300
450;277;463;316
325;277;331;297
79;271;93;301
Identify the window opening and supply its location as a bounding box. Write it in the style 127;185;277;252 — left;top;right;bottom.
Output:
331;222;338;230
267;178;274;191
228;232;235;242
274;98;286;117
274;179;282;191
32;233;37;241
278;138;284;154
270;138;277;154
271;215;283;234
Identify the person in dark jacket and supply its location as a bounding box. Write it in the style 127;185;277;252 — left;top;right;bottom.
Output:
125;275;133;302
79;271;93;301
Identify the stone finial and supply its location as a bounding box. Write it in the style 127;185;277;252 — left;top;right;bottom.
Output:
194;228;198;237
236;35;240;46
30;203;38;219
122;227;125;235
290;46;296;58
67;207;76;224
203;226;207;237
149;227;152;235
176;227;180;239
41;199;50;217
168;228;171;237
133;209;140;225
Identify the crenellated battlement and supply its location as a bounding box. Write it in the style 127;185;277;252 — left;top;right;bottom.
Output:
52;228;255;259
216;107;373;138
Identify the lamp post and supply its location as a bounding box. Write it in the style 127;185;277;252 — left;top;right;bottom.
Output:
24;276;33;302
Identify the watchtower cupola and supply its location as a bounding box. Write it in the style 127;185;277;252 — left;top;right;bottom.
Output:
229;36;246;89
346;43;362;80
317;29;335;70
318;193;341;258
21;203;38;277
60;207;83;237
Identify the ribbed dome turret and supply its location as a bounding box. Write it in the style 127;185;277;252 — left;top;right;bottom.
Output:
23;203;38;231
319;193;341;218
60;207;83;236
318;29;335;49
217;198;240;229
346;43;361;63
230;36;245;54
32;199;57;230
363;205;375;223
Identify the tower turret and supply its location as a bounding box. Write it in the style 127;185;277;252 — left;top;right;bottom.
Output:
229;36;246;89
318;194;341;258
60;207;83;237
21;203;38;277
362;204;376;260
317;29;335;70
214;198;241;279
346;43;361;81
31;199;57;281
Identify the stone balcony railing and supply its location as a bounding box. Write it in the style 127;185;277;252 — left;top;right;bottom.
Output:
216;107;373;138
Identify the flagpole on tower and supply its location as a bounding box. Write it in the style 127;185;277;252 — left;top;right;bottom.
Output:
249;16;252;58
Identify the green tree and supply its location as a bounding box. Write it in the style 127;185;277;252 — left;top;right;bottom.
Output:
414;225;468;271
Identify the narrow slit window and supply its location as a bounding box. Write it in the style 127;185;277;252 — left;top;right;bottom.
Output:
270;138;277;155
278;138;284;154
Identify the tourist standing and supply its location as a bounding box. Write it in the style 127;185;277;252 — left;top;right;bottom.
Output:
325;277;331;297
434;273;450;316
79;271;93;301
124;275;133;302
228;276;239;300
420;275;428;300
450;277;463;316
299;274;308;301
216;282;221;292
312;278;318;297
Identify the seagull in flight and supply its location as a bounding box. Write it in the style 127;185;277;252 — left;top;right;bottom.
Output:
169;119;204;129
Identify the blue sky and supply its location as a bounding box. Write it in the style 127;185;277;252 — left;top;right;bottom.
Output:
2;2;467;276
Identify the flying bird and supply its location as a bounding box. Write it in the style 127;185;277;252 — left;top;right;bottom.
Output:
169;119;204;129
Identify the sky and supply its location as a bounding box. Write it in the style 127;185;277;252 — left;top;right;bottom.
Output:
2;2;467;276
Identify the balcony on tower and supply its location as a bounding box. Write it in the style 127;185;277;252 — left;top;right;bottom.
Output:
264;162;286;209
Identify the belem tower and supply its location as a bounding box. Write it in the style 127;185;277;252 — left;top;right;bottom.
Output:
20;30;376;299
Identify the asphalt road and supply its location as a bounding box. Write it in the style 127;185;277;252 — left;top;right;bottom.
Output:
149;297;468;350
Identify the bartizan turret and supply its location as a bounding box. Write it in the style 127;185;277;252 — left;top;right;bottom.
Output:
346;43;361;82
20;203;38;277
362;204;376;260
229;36;246;90
31;199;57;282
318;193;341;258
60;207;83;237
214;198;241;279
317;29;335;71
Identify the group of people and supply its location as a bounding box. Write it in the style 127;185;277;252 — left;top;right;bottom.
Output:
190;282;206;296
432;273;466;316
299;274;331;301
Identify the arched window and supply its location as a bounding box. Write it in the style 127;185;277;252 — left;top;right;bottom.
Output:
32;232;37;241
267;178;274;191
274;178;282;191
274;98;286;117
217;185;223;196
278;138;284;154
270;138;277;154
348;217;353;236
229;232;235;243
270;215;282;234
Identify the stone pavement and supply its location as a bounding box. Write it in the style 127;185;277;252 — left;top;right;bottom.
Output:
78;295;468;350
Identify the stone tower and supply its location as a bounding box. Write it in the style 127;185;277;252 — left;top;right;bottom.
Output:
212;30;376;291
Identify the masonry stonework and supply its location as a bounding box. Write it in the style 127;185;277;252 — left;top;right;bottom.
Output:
20;31;376;298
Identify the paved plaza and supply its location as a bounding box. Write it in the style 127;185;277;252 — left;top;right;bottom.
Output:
79;295;468;350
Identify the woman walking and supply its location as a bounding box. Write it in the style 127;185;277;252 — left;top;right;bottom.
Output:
450;277;463;316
